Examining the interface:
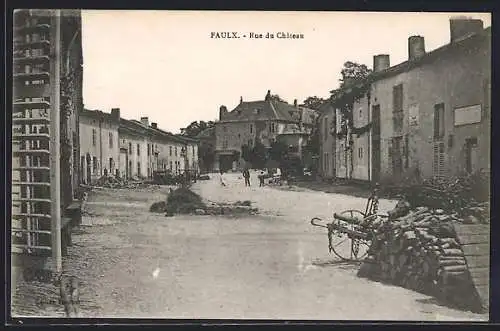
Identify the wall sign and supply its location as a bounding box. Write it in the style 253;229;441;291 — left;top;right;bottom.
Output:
454;104;482;126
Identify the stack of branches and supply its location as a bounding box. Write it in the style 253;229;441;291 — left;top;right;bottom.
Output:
382;170;490;223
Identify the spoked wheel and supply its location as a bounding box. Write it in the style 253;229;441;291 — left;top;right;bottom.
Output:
329;210;371;262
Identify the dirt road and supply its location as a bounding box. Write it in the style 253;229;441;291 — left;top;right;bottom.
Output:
13;173;488;321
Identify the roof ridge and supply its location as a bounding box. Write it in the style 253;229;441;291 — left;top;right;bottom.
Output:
268;99;280;119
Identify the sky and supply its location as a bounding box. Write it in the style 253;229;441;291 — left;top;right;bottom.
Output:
81;11;491;134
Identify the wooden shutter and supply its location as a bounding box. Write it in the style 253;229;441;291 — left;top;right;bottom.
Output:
433;141;445;178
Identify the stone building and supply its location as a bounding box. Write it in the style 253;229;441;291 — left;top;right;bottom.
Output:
369;19;491;183
318;18;491;184
79;108;120;183
215;90;317;171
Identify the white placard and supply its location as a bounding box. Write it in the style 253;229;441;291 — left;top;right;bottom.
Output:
454;104;482;126
409;103;419;126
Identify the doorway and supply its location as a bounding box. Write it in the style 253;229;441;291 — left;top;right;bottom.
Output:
371;105;381;183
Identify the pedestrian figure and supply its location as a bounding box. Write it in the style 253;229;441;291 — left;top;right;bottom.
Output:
258;170;265;187
219;170;226;187
243;169;251;186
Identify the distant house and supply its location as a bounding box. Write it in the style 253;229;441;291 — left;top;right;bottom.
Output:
215;90;317;171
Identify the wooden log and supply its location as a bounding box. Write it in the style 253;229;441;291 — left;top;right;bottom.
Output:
438;259;466;267
441;265;467;273
441;248;464;256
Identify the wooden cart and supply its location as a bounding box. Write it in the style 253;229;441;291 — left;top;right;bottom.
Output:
310;187;387;261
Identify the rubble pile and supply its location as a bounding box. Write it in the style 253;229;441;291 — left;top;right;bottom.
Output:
93;175;154;189
358;203;485;313
150;188;258;217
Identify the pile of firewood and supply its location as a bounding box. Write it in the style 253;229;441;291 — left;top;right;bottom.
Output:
358;204;484;312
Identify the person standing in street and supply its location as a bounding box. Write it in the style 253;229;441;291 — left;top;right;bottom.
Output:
258;169;265;187
243;169;251;186
219;169;226;187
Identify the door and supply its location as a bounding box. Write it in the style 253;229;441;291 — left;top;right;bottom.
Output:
371;105;381;183
465;137;478;174
86;153;91;184
392;136;403;177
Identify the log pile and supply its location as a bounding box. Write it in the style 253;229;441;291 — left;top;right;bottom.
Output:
358;203;485;313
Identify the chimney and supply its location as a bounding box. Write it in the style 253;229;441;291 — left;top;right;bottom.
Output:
373;54;390;73
450;18;484;43
140;116;149;127
219;105;228;120
265;90;271;101
240;96;243;104
111;107;120;120
151;122;157;129
408;36;426;61
294;99;298;107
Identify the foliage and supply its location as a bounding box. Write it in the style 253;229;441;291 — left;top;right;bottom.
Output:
241;144;253;162
329;61;372;179
270;94;287;103
180;120;215;138
251;140;268;169
269;140;288;163
199;139;215;172
305;116;320;157
302;96;325;110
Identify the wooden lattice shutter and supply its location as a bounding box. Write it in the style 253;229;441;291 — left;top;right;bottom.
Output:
433;141;445;179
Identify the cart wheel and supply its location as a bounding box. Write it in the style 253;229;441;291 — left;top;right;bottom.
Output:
330;209;370;262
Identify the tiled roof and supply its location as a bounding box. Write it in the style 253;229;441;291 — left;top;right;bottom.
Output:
81;108;119;122
220;98;316;124
329;26;491;99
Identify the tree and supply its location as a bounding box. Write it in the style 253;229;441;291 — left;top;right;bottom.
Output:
269;140;288;164
199;140;215;172
181;120;215;138
241;144;253;163
251;140;268;169
302;96;325;110
330;61;372;180
271;94;287;103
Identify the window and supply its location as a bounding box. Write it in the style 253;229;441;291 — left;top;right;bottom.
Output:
393;84;403;113
169;146;172;156
129;142;132;155
434;103;445;140
137;162;141;176
250;124;253;134
92;129;97;147
109;158;114;170
93;157;98;173
223;126;227;132
109;132;113;148
137;144;140;156
248;139;253;147
358;147;363;159
393;84;404;132
147;144;150;156
175;147;178;156
359;108;363;120
170;161;173;171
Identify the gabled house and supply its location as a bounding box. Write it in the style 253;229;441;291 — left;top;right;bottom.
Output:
215;90;317;171
319;17;491;184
